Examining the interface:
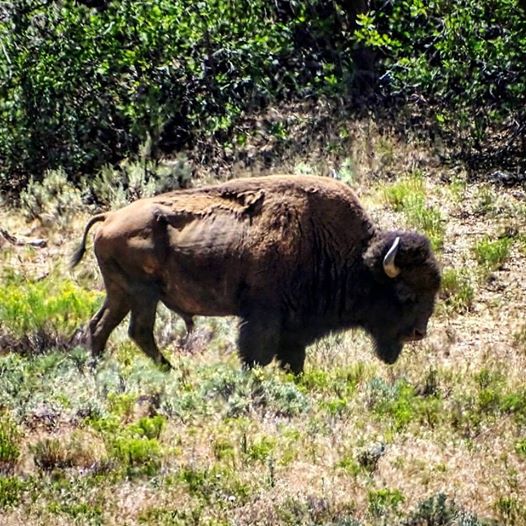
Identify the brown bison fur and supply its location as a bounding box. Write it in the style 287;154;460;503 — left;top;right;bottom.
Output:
72;175;441;373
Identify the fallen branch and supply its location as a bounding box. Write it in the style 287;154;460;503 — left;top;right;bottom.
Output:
0;229;47;248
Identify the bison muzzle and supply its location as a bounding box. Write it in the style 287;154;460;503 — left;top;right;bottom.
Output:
71;175;441;373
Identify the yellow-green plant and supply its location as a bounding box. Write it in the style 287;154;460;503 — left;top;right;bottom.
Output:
440;268;475;313
0;273;103;338
0;415;21;473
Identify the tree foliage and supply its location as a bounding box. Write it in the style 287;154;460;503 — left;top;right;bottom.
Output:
0;0;356;191
0;0;524;193
357;0;526;171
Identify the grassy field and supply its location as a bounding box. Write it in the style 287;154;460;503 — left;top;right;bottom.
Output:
1;134;525;525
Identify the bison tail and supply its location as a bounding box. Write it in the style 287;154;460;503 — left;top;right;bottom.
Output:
70;213;107;269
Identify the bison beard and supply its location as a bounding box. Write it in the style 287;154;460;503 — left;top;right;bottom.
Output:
71;175;441;373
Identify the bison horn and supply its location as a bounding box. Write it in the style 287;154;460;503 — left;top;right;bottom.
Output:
383;236;401;278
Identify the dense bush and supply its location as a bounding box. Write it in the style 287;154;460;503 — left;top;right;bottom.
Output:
1;0;524;193
357;0;526;172
0;0;358;192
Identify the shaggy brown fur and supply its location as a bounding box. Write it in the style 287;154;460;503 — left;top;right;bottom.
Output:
72;175;441;372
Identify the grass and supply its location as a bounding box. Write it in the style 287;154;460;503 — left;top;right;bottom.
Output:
439;267;475;313
0;160;525;524
380;173;445;251
0;415;21;473
473;236;513;272
0;270;103;352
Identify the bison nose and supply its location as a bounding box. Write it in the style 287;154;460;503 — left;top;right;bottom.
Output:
412;328;426;341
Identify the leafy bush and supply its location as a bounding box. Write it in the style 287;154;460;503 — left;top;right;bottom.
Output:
0;476;28;508
368;488;405;518
1;0;524;191
111;435;162;477
355;0;526;171
368;377;443;431
84;156;191;209
19;168;83;226
176;464;251;504
405;493;491;526
0;0;357;192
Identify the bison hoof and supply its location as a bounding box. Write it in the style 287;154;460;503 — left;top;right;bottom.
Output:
87;357;100;371
157;357;173;372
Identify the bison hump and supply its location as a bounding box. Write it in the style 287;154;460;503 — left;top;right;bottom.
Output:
153;190;265;229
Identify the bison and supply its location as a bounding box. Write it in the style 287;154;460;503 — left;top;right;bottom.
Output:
71;175;441;373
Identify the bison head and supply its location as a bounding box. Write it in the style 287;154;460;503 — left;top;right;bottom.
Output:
361;231;441;364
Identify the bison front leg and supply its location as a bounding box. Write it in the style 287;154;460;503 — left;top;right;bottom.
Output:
276;335;306;375
237;311;281;370
128;291;172;370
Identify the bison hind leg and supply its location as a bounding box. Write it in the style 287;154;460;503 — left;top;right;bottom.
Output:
128;288;172;370
276;334;306;375
237;311;281;369
87;292;130;363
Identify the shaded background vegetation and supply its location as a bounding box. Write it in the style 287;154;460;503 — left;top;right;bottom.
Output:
1;0;525;194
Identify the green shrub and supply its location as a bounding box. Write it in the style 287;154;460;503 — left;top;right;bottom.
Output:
405;493;490;526
47;500;104;523
368;377;444;431
371;379;417;431
501;390;526;424
18;168;82;226
0;415;21;473
85;156;191;209
111;436;162;477
515;439;526;458
246;435;276;463
0;273;102;347
176;465;251;504
0;476;28;508
0;0;357;191
355;0;526;170
368;488;405;518
212;437;236;462
128;415;166;440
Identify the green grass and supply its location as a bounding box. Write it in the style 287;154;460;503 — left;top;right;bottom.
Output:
439;267;475;313
381;174;426;212
0;170;524;525
0;415;21;472
0;343;519;524
368;487;405;518
380;174;445;251
473;236;513;272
